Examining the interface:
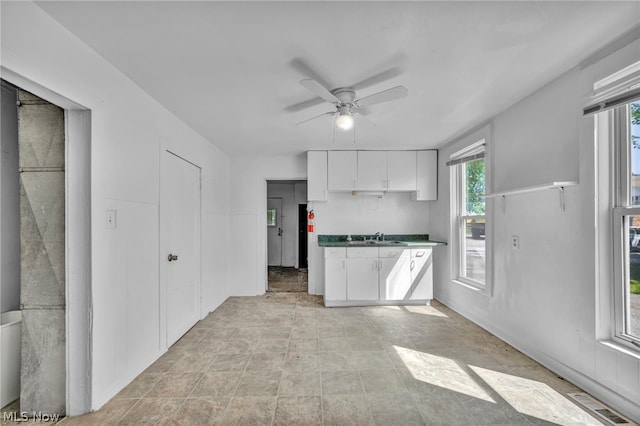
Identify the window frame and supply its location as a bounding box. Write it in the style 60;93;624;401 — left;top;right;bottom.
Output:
450;140;488;290
611;101;640;349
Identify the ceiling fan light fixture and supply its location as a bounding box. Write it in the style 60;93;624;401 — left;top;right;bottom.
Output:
335;111;354;131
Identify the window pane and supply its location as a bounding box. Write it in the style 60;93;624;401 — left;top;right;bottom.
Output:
632;102;640;205
465;159;485;215
463;217;485;284
267;209;276;227
626;215;640;338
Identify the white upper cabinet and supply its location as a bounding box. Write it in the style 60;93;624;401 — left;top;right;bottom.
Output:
328;151;357;191
357;151;387;190
387;151;417;191
319;149;437;198
413;150;437;201
307;151;328;201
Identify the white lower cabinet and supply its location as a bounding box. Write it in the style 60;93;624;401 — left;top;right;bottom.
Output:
324;246;433;306
324;248;347;302
379;248;412;300
410;248;433;300
346;259;379;300
346;248;379;300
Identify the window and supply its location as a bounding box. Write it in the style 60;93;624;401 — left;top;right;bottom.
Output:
612;100;640;346
267;208;277;227
450;141;486;287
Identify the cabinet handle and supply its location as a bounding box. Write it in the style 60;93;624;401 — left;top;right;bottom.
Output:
373;260;378;270
342;260;345;269
410;260;415;270
378;260;382;270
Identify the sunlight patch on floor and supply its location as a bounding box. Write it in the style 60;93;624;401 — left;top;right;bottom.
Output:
377;305;449;318
394;346;495;402
469;366;601;425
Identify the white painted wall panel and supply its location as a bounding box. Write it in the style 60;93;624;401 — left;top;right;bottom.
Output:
229;154;306;295
1;2;231;411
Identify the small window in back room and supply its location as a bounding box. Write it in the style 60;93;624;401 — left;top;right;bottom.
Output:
267;208;277;227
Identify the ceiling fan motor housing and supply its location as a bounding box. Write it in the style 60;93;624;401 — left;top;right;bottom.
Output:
333;88;356;106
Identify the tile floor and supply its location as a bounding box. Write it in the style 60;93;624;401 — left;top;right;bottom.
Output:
3;293;607;425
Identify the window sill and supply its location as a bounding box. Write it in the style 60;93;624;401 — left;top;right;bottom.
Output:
599;339;640;361
451;278;492;297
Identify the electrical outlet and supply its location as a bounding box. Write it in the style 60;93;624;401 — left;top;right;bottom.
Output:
106;209;117;229
512;235;519;249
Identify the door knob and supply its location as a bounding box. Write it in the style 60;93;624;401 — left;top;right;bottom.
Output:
168;254;178;262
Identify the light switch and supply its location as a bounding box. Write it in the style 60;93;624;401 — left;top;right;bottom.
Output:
106;210;117;229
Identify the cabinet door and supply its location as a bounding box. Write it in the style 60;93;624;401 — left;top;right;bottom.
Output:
328;151;357;191
346;257;379;300
387;151;417;191
410;248;433;300
325;257;347;301
357;151;387;190
379;252;412;301
413;150;437;201
307;151;328;201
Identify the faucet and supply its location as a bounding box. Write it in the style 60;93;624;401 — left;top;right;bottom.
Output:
375;232;382;241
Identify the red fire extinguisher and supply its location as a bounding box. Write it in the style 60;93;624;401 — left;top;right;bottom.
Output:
308;210;315;233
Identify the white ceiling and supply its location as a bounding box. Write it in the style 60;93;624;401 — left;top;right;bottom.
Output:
37;1;640;157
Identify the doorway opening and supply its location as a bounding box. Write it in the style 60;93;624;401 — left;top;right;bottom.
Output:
0;73;91;416
266;180;308;293
1;81;66;414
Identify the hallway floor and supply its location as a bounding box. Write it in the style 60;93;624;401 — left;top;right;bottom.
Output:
5;294;607;425
267;267;308;293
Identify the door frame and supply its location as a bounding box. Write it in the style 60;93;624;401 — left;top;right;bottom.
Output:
159;148;202;350
1;67;92;415
263;179;308;292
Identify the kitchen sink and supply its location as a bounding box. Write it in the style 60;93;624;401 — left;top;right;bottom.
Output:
348;240;407;245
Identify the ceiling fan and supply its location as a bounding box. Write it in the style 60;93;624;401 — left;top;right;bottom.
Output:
296;79;408;132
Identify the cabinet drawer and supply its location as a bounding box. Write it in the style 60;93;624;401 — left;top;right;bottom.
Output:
410;248;432;258
379;247;410;258
347;247;378;258
324;247;346;258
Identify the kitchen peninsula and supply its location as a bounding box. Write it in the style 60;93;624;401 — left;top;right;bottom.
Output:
319;234;446;307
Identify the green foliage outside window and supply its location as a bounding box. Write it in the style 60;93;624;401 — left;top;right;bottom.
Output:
466;159;485;215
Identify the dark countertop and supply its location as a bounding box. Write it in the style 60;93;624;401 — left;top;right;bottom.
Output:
318;234;447;247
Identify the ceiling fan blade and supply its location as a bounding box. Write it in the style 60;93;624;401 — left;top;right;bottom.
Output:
285;97;326;113
354;111;376;126
351;67;403;91
296;111;335;126
300;79;340;104
356;86;408;107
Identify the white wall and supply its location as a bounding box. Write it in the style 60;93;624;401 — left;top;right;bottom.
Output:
308;191;432;295
0;83;20;313
429;37;640;421
229;154;306;295
1;1;231;411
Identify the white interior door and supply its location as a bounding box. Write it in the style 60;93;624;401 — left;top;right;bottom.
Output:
267;197;282;266
161;151;201;347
